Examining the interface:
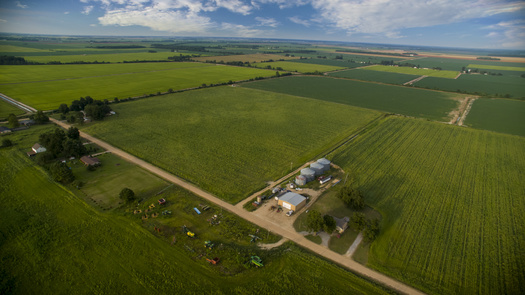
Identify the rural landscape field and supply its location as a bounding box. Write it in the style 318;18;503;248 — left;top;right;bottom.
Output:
1;2;525;293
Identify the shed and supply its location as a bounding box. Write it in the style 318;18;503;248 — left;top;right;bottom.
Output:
278;192;307;212
317;158;331;171
310;162;324;176
300;168;316;182
32;143;46;153
80;156;100;166
334;216;350;233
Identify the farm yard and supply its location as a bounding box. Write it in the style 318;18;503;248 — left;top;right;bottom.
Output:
329;68;421;84
365;65;460;78
331;116;525;294
463;98;525;136
243;76;462;121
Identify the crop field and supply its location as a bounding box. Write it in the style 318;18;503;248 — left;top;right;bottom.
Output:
409;57;525;71
467;64;525;71
464;98;525;136
0;63;278;110
288;58;364;68
331;116;525;294
415;74;525;98
192;53;298;63
81;86;382;203
0;99;25;119
329;68;420;84
0;44;51;52
252;61;345;72
22;51;193;63
242;76;462;121
0;132;391;294
365;65;459;78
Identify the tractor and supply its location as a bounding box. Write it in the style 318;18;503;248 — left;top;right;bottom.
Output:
182;225;195;238
204;240;215;249
250;256;264;267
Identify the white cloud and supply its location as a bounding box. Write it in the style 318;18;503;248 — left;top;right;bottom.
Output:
486;32;499;37
82;6;94;15
253;0;308;9
221;22;266;37
214;0;252;15
0;19;7;23
255;16;278;27
64;11;70;15
488;19;525;48
15;1;27;9
288;16;309;27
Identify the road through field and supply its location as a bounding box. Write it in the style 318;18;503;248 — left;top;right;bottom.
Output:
50;118;424;295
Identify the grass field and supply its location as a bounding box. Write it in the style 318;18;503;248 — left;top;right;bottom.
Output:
467;64;525;71
366;65;459;78
22;52;194;63
329;68;420;84
331;116;525;294
0;129;392;294
0;99;25;119
408;57;525;71
192;53;298;63
252;61;345;72
81;86;382;203
242;76;462;121
464;98;525;136
415;74;525;98
0;63;278;110
0;44;50;52
288;58;364;68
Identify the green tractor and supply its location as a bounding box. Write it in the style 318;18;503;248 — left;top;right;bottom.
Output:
204;240;215;249
250;256;264;268
182;225;195;238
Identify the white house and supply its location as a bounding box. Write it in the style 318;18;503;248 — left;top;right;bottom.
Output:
32;143;47;153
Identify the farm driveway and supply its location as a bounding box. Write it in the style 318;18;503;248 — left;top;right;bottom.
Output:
50;117;425;295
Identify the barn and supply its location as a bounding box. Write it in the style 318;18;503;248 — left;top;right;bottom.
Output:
278;192;307;212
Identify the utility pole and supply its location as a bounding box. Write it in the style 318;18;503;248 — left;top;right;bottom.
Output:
344;174;349;185
290;162;293;171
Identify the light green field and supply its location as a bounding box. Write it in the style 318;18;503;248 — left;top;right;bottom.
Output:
192;53;298;63
252;61;345;72
332;116;525;294
0;45;50;52
467;64;525;71
366;65;459;78
0;99;25;119
81;86;382;203
22;52;192;63
0;63;278;110
464;98;525;136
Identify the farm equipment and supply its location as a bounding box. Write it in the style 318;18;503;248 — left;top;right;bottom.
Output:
204;240;215;249
268;205;276;211
182;225;195;238
249;234;261;243
276;206;283;213
250;256;263;267
158;198;166;205
161;210;172;215
206;257;220;265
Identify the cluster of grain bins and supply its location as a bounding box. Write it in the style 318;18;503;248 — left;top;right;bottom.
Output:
295;158;331;186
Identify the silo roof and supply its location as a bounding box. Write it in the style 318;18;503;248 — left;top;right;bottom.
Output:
301;168;315;174
311;163;324;169
317;158;331;165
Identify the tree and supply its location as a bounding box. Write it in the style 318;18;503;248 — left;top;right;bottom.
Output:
62;138;87;158
7;113;19;129
119;188;135;202
66;127;80;140
337;186;365;210
39;128;66;157
350;212;366;231
49;162;74;184
306;210;324;233
363;218;380;242
1;139;12;147
323;215;336;234
58;103;69;114
33;110;49;124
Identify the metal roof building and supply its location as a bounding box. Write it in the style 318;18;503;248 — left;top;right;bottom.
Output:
278;192;307;212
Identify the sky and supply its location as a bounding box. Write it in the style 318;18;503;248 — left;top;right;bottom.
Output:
0;0;524;49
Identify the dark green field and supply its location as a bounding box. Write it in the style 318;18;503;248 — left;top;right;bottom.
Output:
288;58;364;68
243;76;462;121
329;68;420;84
464;98;525;136
409;57;525;71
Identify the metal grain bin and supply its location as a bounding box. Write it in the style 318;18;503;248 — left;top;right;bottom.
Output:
300;168;316;182
310;162;325;176
295;175;307;186
317;158;331;171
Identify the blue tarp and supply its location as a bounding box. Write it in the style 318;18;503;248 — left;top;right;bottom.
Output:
194;207;201;215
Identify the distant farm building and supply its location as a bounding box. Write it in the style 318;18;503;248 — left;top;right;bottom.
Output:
80;156;100;166
0;126;12;134
334;216;350;234
278;192;307;212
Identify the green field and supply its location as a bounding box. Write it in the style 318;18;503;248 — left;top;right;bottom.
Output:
409;57;525;72
0;63;278;110
329;68;420;84
81;86;382;203
0;99;25;119
464;98;525;136
467;64;525;71
243;76;462;121
192;53;298;63
366;65;459;78
415;74;525;98
0;145;391;294
288;58;364;68
22;52;194;63
252;61;344;72
331;116;525;294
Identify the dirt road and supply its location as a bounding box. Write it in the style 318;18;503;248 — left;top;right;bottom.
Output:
50;118;424;295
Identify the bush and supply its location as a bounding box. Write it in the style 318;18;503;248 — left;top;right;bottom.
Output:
49;162;75;184
119;188;135;202
337;186;365;210
1;139;13;147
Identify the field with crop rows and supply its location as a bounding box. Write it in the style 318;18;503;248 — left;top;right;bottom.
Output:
252;61;344;72
0;63;278;110
366;65;459;78
467;64;525;71
331;116;525;294
415;74;525;98
464;98;525;136
81;86;382;203
288;58;364;68
0;99;25;119
22;51;193;63
329;68;420;84
243;76;461;121
192;53;298;63
410;57;525;71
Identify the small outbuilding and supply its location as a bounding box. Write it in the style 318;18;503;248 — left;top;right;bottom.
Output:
32;143;47;153
80;155;100;166
278;192;307;212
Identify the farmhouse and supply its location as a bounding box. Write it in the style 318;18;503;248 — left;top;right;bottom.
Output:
278;192;307;212
32;143;46;153
334;216;350;234
80;155;100;166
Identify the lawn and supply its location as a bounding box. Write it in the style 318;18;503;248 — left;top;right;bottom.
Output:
81;86;382;203
0;130;392;294
0;99;25;119
0;63;278;110
365;65;459;78
192;53;298;63
331;116;525;294
329;68;420;84
467;64;525;71
242;76;462;121
252;61;345;72
464;98;525;136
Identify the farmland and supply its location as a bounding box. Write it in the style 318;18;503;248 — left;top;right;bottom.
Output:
243;76;462;121
252;61;345;72
365;65;459;78
288;58;364;68
467;64;525;71
0;145;391;294
81;86;382;203
21;51;195;63
0;99;25;119
331;116;525;294
464;98;525;136
329;68;420;84
192;53;298;63
0;63;279;110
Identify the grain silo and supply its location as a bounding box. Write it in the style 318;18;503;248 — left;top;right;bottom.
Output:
310;162;325;176
300;168;316;182
317;158;331;171
295;175;307;186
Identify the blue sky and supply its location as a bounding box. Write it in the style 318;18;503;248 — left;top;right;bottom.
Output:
0;0;524;49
